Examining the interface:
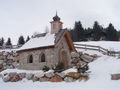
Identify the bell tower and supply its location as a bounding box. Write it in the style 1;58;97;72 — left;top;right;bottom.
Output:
50;12;63;34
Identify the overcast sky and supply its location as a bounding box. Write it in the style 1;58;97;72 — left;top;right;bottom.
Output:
0;0;120;44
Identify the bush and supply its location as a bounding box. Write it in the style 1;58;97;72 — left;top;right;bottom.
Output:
42;66;50;72
53;62;64;72
77;64;89;74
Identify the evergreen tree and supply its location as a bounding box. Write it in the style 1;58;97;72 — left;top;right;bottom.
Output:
0;37;4;46
93;21;102;41
85;28;93;41
18;36;25;45
70;29;76;41
106;23;118;41
118;31;120;38
73;21;85;41
6;38;12;46
26;36;30;42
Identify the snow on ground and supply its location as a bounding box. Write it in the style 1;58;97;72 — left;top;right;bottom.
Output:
74;41;120;51
1;41;120;90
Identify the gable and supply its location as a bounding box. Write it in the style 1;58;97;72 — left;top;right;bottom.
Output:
55;30;76;52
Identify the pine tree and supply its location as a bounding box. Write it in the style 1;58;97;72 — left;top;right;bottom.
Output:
93;21;102;41
77;21;85;41
106;23;118;41
118;31;120;38
6;38;12;46
73;21;85;41
18;36;25;45
26;36;30;42
0;38;2;46
0;37;4;46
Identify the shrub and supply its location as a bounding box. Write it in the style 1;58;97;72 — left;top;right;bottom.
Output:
53;62;64;72
77;64;89;74
42;66;50;72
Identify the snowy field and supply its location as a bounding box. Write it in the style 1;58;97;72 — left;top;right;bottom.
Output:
1;41;120;90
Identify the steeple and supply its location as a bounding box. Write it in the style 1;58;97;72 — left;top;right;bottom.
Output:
50;12;63;34
53;12;60;21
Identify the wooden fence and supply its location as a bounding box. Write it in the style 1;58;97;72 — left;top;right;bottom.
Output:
74;43;120;56
0;45;22;49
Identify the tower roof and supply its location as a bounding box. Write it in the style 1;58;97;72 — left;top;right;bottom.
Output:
53;12;60;21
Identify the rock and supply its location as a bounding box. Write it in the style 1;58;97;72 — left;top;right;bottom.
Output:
111;74;120;80
92;54;98;58
12;56;19;62
3;73;8;76
18;73;26;79
34;72;44;78
2;75;11;82
0;64;3;72
79;76;89;81
55;72;65;78
0;73;2;77
0;64;3;68
10;75;21;82
32;76;39;82
64;77;75;82
71;52;79;58
80;54;94;63
0;60;4;64
5;65;14;69
39;76;49;82
8;72;17;78
50;75;63;82
12;62;18;68
45;72;54;78
66;72;81;79
79;52;83;56
26;73;34;80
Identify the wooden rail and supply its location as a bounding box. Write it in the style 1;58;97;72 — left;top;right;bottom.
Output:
0;45;22;49
74;44;120;56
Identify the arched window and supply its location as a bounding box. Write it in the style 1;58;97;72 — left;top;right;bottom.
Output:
28;55;33;63
40;53;45;62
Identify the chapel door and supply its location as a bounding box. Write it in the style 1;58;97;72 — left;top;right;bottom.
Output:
59;50;68;69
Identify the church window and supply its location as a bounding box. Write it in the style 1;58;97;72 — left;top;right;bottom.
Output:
39;53;46;62
28;55;33;63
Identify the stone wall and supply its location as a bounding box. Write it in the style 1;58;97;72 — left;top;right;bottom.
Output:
18;48;57;70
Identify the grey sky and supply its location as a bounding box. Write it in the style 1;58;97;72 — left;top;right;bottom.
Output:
0;0;120;44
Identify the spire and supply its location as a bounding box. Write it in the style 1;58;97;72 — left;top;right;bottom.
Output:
53;12;60;21
56;11;57;16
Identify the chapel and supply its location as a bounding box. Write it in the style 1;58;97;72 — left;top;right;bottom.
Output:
17;13;76;70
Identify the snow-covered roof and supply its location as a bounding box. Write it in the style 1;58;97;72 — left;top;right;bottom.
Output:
18;33;55;51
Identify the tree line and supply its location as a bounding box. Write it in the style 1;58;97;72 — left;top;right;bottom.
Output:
0;36;30;47
0;21;120;47
70;21;120;42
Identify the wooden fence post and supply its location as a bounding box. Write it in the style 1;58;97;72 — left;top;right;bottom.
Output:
99;46;100;52
85;44;87;51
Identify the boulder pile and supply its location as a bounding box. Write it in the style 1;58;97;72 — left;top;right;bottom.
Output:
1;71;89;82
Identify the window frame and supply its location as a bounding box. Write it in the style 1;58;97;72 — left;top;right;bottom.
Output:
39;53;46;63
28;54;33;63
